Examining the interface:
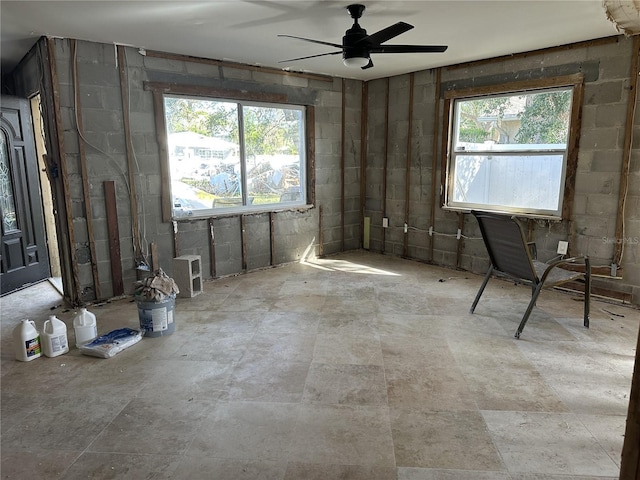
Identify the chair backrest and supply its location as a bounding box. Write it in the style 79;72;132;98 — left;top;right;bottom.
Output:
471;211;538;283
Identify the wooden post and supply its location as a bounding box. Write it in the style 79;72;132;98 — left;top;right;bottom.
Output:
241;215;247;272
620;324;640;479
341;78;346;252
150;242;159;272
382;78;390;253
71;40;102;301
104;181;123;296
269;212;276;266
429;68;442;262
360;81;368;249
209;218;216;278
403;73;415;258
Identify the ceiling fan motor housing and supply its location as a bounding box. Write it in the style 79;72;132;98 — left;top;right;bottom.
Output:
343;25;370;60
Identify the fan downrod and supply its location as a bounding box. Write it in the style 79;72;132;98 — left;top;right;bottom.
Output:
347;4;366;21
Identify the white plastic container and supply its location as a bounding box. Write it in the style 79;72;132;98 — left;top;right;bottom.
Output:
12;319;42;362
73;308;97;348
41;315;69;358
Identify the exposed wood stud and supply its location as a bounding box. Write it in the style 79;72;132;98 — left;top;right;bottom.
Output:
456;212;465;268
403;73;415;258
150;91;172;222
341;78;346;252
172;221;179;258
241;214;247;272
150;242;159;271
614;35;640;266
319;205;324;257
270;212;276;266
209;218;216;278
71;39;101;301
104;181;124;296
429;68;442;262
382;78;390;253
117;45;143;260
360;81;368;248
48;38;82;305
620;323;640;479
307;106;316;206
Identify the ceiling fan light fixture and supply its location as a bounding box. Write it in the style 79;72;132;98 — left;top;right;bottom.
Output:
343;56;369;67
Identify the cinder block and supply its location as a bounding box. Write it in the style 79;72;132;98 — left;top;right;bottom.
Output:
172;255;203;298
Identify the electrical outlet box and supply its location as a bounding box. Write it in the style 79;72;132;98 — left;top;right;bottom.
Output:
382;217;389;228
557;241;569;255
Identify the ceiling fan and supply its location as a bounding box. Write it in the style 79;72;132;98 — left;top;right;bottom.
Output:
278;3;448;70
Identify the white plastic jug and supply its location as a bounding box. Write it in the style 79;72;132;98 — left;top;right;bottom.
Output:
73;308;97;348
41;315;69;358
13;319;42;362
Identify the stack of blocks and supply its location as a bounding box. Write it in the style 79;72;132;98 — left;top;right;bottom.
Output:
172;255;203;298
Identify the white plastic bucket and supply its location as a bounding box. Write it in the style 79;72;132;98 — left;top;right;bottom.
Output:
73;308;98;347
42;315;69;358
137;296;175;337
13;319;42;362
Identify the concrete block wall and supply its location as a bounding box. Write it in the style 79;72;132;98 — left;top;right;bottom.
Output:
36;38;362;301
364;36;640;304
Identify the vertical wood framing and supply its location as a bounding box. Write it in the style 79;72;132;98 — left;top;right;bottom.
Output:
403;73;415;258
117;45;143;259
341;78;346;251
360;82;368;248
172;221;179;258
104;181;124;296
47;38;82;305
71;39;101;300
306;106;316;206
456;212;465;268
429;69;442;261
382;78;390;253
151;91;172;222
241;215;247;271
319;205;324;257
620;323;640;479
614;35;640;266
150;241;159;271
269;212;276;266
209;218;217;278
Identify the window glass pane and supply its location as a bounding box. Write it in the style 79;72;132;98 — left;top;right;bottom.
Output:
454;89;572;151
244;105;304;206
165;97;241;216
164;95;306;218
453;153;564;211
0;131;18;232
447;85;574;218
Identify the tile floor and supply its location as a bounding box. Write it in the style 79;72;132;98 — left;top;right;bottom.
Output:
1;251;638;479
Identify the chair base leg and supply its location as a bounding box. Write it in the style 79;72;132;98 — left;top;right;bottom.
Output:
470;266;494;314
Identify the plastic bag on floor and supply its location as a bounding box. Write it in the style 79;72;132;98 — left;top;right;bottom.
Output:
79;328;143;358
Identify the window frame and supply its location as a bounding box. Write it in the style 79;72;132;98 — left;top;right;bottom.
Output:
145;82;315;222
442;74;584;220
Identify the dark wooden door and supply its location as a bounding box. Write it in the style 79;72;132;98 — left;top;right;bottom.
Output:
0;95;50;294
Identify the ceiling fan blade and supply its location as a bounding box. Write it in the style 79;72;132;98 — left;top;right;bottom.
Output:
370;44;448;53
278;34;342;49
362;58;374;70
279;51;342;63
362;21;413;46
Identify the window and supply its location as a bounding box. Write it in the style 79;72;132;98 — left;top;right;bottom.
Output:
164;95;307;218
444;76;583;219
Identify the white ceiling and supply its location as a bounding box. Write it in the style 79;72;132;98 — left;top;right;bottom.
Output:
0;1;623;81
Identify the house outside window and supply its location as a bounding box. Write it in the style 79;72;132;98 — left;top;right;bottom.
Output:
443;75;584;220
164;95;307;218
